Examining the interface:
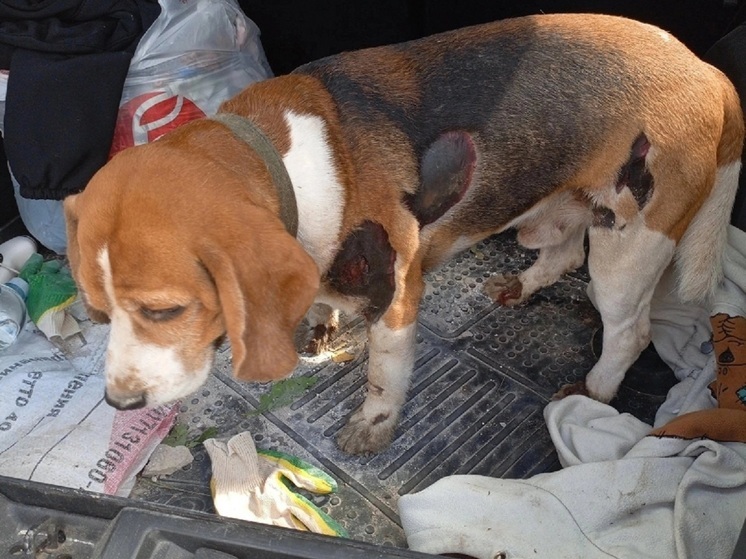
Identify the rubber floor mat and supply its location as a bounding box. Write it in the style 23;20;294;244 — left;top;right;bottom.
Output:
129;232;670;547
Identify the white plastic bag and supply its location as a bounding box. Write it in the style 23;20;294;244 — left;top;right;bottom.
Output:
110;0;273;155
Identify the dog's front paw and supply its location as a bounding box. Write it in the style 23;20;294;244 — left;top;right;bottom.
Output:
302;305;340;355
304;322;338;355
484;273;524;306
337;405;397;455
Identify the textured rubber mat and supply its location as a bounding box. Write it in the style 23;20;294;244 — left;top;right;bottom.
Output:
129;232;670;547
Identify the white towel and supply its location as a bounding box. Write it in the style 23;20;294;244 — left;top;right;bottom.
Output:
399;225;746;559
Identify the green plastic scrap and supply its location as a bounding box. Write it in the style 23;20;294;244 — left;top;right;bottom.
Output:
163;424;219;449
250;376;318;416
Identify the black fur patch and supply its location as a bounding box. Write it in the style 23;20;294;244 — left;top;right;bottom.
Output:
616;133;654;208
326;221;396;321
592;206;616;228
406;131;476;226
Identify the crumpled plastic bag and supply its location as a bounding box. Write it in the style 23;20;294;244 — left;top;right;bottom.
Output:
110;0;273;156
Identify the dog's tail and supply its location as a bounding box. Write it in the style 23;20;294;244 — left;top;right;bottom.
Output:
675;73;743;302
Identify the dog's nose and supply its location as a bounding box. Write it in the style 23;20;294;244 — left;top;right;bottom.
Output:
104;390;147;410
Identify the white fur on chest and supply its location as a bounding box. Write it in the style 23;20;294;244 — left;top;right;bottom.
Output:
282;110;345;274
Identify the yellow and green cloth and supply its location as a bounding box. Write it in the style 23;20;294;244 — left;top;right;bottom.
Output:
203;432;347;537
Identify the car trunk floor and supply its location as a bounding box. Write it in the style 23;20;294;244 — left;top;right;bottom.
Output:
128;231;674;547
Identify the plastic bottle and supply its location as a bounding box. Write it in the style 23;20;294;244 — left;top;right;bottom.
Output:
0;277;29;352
0;236;37;284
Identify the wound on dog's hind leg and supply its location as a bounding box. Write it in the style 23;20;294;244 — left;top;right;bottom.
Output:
588;133;653;231
616;132;654;209
406;131;476;226
552;380;589;400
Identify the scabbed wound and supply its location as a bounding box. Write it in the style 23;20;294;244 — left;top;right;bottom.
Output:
407;131;476;226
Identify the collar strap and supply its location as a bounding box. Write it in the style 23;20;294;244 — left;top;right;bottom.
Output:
211;112;298;237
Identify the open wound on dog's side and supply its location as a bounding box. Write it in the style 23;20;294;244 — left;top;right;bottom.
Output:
406;131;477;226
325;131;476;323
326;221;397;321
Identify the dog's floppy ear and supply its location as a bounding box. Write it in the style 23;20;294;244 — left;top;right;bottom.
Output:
200;204;320;382
63;193;80;274
63;193;110;324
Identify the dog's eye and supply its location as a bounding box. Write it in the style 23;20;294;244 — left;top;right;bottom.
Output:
140;306;186;322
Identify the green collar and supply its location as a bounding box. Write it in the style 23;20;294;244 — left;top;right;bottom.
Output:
211;112;298;237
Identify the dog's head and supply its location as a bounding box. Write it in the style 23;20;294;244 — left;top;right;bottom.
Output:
64;122;319;410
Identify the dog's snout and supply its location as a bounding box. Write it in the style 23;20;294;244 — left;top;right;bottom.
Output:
105;390;147;411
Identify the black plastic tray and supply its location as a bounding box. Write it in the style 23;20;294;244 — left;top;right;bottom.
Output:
0;475;432;559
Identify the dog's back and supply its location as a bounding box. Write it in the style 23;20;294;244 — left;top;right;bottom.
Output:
293;13;742;409
297;13;743;301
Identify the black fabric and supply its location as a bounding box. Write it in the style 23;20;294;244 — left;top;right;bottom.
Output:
0;135;18;228
0;0;160;200
239;0;740;76
705;23;746;232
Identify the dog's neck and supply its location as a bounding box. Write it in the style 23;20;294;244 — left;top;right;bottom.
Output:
216;75;351;275
279;109;347;275
211;112;299;238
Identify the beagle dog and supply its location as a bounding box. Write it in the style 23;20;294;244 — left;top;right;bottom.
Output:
64;13;743;455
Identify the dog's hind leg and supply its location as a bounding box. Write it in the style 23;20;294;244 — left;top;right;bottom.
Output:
485;192;591;306
570;134;701;402
581;76;742;400
484;226;587;306
580;220;676;402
